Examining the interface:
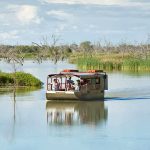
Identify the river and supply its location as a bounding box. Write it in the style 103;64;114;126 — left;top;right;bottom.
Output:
0;60;150;150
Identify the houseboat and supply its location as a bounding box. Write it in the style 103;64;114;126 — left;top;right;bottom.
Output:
46;69;108;100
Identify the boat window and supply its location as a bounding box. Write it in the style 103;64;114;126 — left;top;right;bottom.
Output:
91;79;95;84
91;78;100;84
95;78;100;84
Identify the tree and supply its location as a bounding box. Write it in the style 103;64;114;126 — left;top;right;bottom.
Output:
32;35;71;64
79;41;93;53
0;46;25;122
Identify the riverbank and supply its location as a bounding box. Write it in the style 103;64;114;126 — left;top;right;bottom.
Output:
1;43;150;71
69;53;150;71
0;72;43;87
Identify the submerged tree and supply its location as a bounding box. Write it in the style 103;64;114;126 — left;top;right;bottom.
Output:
32;34;72;64
0;46;25;121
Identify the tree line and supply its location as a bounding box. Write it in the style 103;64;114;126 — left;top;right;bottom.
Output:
0;41;150;61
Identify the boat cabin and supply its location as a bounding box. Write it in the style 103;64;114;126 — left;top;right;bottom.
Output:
46;69;108;100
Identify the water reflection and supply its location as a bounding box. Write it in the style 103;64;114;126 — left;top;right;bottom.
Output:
46;101;108;126
0;87;42;95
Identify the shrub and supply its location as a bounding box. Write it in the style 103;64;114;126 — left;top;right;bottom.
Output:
0;72;43;87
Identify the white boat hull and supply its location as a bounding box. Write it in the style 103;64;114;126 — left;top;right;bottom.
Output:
46;90;104;100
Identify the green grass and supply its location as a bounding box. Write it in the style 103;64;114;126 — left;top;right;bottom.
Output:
0;72;43;87
77;56;122;71
122;58;150;71
75;55;150;71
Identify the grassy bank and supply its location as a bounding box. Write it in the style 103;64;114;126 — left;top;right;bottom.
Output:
0;72;43;87
70;53;150;71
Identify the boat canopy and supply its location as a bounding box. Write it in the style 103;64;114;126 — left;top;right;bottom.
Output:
48;70;106;78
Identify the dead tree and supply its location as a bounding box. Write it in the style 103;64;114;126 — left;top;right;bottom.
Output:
32;34;63;64
1;46;24;122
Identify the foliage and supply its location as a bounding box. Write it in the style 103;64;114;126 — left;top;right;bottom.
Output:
76;55;150;71
0;72;43;87
0;39;150;71
79;41;93;53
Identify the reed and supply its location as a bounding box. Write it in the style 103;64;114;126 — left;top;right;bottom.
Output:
77;55;122;71
76;55;150;71
122;59;150;71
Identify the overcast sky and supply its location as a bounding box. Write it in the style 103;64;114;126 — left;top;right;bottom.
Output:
0;0;150;45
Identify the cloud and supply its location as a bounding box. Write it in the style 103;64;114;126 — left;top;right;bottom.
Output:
41;0;127;5
72;25;78;30
0;30;19;41
4;5;41;25
46;10;73;20
54;24;67;34
16;5;41;24
40;0;150;6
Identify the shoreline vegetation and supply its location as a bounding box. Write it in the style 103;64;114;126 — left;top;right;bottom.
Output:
0;72;43;88
72;53;150;71
0;40;150;72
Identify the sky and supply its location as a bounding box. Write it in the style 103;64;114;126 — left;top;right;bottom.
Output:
0;0;150;45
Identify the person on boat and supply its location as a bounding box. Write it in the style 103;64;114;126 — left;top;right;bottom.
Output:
74;79;80;91
80;79;88;85
53;79;60;91
67;77;74;90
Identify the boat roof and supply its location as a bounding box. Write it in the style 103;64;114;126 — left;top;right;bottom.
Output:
48;70;106;78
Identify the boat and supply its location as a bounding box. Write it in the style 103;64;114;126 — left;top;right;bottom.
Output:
46;69;108;100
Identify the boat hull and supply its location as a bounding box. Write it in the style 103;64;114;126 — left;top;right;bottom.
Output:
46;91;104;100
